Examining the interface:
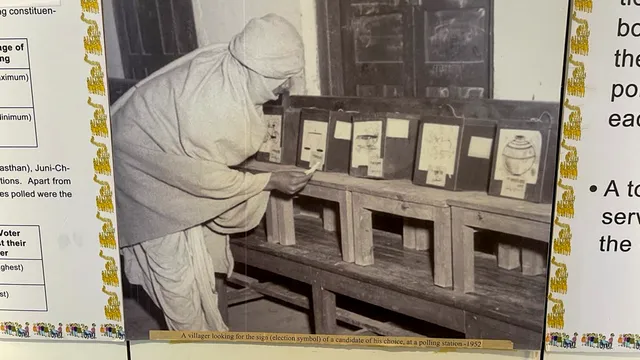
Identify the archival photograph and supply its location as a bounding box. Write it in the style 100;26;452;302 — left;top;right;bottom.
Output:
102;0;572;350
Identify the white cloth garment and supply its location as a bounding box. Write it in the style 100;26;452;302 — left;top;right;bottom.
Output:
123;227;228;331
112;14;305;331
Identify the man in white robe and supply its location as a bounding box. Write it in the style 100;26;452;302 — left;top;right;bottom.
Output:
110;14;311;332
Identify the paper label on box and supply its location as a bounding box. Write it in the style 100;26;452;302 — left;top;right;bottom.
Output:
260;114;283;154
493;129;541;185
258;137;271;154
417;123;459;175
367;158;383;178
269;147;282;163
352;121;383;167
300;120;328;163
500;176;527;199
386;118;410;138
310;150;325;170
334;121;352;140
425;166;446;187
467;136;493;160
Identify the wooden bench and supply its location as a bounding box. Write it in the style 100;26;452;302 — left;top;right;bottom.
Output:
241;160;463;288
348;180;465;288
241;160;356;262
224;217;545;349
448;192;552;293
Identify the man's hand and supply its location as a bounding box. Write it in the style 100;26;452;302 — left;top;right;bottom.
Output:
264;171;312;195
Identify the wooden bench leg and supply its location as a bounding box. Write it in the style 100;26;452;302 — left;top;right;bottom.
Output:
403;218;431;251
275;195;296;246
498;241;521;270
322;205;338;232
293;202;302;216
433;207;453;288
352;193;374;266
452;207;476;293
415;226;431;251
522;247;546;276
265;197;280;244
338;192;355;263
215;274;229;325
403;218;417;249
311;282;337;334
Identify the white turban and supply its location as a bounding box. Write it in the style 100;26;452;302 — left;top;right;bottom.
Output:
229;13;304;80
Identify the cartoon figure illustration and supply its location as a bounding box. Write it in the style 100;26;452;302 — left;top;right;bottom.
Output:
97;212;117;249
574;0;592;12
17;322;29;338
607;333;614;349
563;99;582;141
100;323;125;339
99;250;120;287
83;323;97;339
88;97;109;138
553;217;572;256
559;139;578;180
555;179;575;218
80;13;103;55
94;175;114;213
81;0;100;14
547;293;565;330
54;323;63;338
103;286;123;322
566;55;586;98
2;322;19;336
84;54;106;96
91;136;112;176
570;12;590;56
549;257;568;294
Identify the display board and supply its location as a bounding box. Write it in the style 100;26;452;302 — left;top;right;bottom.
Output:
0;0;124;340
544;0;640;353
105;0;567;351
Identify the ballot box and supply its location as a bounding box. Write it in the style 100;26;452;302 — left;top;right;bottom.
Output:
488;118;557;203
256;106;301;165
349;112;419;180
296;108;353;173
413;115;496;192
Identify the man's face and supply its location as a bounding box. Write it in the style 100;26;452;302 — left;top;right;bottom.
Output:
273;78;292;95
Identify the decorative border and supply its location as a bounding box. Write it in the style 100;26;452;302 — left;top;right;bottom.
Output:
0;322;124;340
80;0;125;337
0;0;124;341
545;0;592;351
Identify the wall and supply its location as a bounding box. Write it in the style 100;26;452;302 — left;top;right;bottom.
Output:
190;0;319;95
491;0;569;102
102;0;568;102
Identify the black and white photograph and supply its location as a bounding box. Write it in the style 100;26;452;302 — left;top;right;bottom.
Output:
102;0;570;350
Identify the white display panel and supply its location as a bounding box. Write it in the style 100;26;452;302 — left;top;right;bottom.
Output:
0;0;124;341
545;0;640;353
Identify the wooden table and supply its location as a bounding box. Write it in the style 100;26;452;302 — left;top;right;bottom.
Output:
448;192;552;293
